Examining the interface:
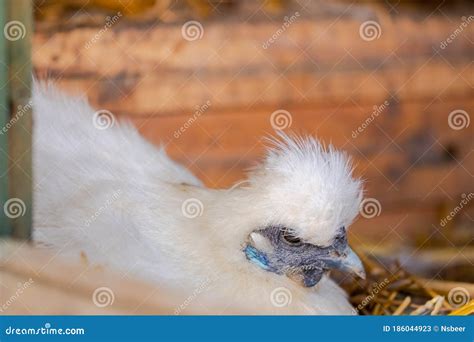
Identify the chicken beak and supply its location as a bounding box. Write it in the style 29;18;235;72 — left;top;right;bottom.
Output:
336;247;366;279
321;247;365;279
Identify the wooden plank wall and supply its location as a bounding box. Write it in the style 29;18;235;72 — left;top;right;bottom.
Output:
32;2;473;245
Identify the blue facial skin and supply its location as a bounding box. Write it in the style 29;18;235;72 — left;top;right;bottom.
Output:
244;245;272;271
244;226;348;287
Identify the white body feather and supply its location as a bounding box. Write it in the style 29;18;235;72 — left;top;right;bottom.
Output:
33;84;358;315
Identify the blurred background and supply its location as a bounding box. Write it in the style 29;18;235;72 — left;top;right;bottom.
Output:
31;0;473;282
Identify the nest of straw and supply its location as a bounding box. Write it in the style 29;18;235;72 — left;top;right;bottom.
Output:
342;251;474;315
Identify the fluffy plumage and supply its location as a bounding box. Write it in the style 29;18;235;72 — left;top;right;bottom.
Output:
32;83;364;315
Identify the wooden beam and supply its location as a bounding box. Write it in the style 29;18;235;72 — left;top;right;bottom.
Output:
0;1;10;235
0;240;247;314
2;0;33;239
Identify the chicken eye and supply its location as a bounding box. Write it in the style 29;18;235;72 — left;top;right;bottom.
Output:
281;229;302;246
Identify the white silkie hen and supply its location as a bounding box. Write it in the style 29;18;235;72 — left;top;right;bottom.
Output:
33;83;365;315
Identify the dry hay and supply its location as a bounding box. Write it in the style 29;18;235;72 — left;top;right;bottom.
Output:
343;251;474;316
